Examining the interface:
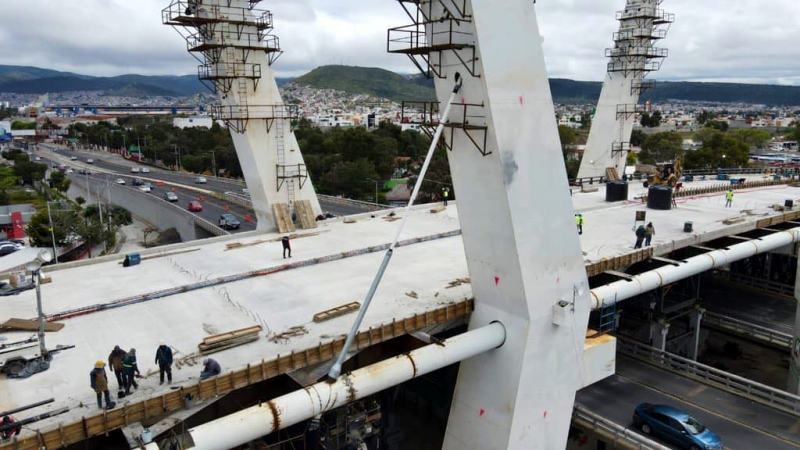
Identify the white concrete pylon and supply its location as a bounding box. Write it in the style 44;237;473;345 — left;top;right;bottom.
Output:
788;247;800;394
577;0;673;180
164;0;321;230
409;1;597;448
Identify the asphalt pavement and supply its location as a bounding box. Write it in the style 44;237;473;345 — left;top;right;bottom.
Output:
577;356;800;450
41;145;373;217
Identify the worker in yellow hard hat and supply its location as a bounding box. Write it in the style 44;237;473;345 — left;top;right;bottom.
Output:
90;360;115;410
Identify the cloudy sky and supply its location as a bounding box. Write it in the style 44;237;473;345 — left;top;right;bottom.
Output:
0;0;798;85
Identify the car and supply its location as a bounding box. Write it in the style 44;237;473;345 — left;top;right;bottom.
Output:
115;178;126;185
34;156;41;161
195;176;208;184
86;158;94;164
188;201;203;212
219;213;241;230
141;167;151;173
65;168;74;174
132;178;144;186
633;403;722;450
70;156;78;161
0;240;23;250
130;167;140;173
139;184;152;193
165;192;179;202
0;244;20;257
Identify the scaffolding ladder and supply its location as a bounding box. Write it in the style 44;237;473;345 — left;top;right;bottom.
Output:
274;117;295;209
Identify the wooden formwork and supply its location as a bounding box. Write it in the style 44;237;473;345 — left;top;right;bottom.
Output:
585;248;654;278
271;203;296;234
0;300;474;450
293;200;317;230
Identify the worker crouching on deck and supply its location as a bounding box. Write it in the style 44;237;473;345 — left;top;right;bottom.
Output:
90;361;115;410
200;358;221;380
1;415;21;441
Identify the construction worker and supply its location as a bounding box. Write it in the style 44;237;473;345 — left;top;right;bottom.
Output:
90;361;115;410
575;213;584;235
442;187;450;206
725;189;734;208
122;348;140;395
281;236;291;259
108;345;126;391
1;415;21;441
634;224;646;249
200;358;221;380
645;222;655;247
154;342;173;385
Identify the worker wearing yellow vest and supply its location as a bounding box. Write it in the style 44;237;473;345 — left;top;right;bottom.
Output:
725;189;734;208
442;187;450;207
575;213;584;235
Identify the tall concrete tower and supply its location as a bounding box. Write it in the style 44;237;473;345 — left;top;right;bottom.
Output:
389;1;614;448
577;0;674;180
163;0;321;232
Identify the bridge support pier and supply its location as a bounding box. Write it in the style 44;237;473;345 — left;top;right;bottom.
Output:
788;248;800;394
652;319;670;352
688;307;704;361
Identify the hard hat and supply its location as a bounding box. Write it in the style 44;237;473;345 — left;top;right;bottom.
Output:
95;360;105;368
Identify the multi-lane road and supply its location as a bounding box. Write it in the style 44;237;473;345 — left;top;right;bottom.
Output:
36;145;377;236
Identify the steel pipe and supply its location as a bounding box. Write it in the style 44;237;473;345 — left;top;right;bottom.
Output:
145;322;506;450
591;227;800;310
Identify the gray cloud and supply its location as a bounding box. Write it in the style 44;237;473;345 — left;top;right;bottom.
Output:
0;0;797;85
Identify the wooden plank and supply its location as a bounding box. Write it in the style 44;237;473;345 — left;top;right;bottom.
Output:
271;203;296;234
294;200;318;230
200;326;262;346
1;319;65;332
313;302;361;323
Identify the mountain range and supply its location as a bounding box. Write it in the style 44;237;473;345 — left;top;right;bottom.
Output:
2;64;800;106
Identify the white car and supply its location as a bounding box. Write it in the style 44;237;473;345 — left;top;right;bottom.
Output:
130;167;141;173
86;159;94;164
70;156;78;161
34;156;41;161
195;176;208;184
115;178;126;185
141;167;151;173
66;168;74;174
139;184;152;193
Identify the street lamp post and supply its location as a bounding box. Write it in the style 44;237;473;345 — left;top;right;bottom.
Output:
26;250;54;358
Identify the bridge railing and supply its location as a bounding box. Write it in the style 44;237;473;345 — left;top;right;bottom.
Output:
703;310;792;350
573;404;671;450
617;338;800;417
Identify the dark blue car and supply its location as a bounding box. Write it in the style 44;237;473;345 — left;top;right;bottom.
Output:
633;403;722;450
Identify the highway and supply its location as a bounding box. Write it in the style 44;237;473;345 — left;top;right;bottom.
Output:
40;144;374;217
701;281;795;335
578;356;800;450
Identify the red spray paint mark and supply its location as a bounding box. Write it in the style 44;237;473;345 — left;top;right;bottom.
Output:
519;96;525;106
479;408;485;417
494;276;500;286
543;410;548;418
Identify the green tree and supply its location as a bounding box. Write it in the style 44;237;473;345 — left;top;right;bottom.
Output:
13;155;47;185
319;159;380;201
697;110;715;125
48;171;71;192
630;129;646;147
558;125;577;151
27;204;78;248
638;132;683;164
705;120;729;132
684;130;749;169
730;128;771;150
74;215;112;258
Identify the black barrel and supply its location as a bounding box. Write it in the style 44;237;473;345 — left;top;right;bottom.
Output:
605;181;629;202
647;186;673;210
786;199;794;209
684;221;694;233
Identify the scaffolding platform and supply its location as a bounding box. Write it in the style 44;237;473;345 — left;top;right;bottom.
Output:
162;1;274;31
211;104;298;133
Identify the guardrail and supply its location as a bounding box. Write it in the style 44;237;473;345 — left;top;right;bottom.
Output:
572;404;671;450
617;338;800;416
716;271;795;298
702;311;792;350
317;194;386;212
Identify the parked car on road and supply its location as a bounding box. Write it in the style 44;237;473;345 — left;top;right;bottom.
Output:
633;403;722;450
219;213;241;230
115;178;126;185
139;184;152;193
130;167;140;173
70;156;78;161
86;158;94;164
141;167;151;173
34;156;41;161
0;243;21;257
195;176;208;184
188;201;203;212
165;192;179;202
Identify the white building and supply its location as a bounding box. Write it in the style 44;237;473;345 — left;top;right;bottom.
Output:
173;116;214;129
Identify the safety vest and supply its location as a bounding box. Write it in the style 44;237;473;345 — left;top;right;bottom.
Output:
726;191;734;200
575;215;584;225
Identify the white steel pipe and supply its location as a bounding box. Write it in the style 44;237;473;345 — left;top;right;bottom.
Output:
591;227;800;310
145;322;506;450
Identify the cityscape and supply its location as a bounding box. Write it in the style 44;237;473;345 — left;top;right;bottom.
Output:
1;1;800;450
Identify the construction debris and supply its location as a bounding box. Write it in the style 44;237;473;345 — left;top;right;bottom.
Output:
116;248;200;265
446;277;471;289
271;203;296;234
198;325;262;355
405;291;419;299
723;216;747;225
343;217;358;224
313;302;361;323
294;200;318;230
430;206;446;214
269;326;308;343
1;318;65;332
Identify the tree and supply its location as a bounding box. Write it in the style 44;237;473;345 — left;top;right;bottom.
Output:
630;129;646;147
640;111;663;128
580;112;592;130
319;159;380;201
730;128;771;150
27;204;78;248
696;110;715;125
684;130;749;170
558;125;577;151
48;171;71;192
13;155;47;185
75;196;86;206
705;120;729;132
638;132;683;164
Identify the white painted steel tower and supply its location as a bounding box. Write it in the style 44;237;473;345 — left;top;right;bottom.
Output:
389;1;614;448
577;0;674;180
163;0;321;231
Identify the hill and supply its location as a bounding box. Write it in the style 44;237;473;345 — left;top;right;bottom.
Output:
294;65;435;102
2;64;799;106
